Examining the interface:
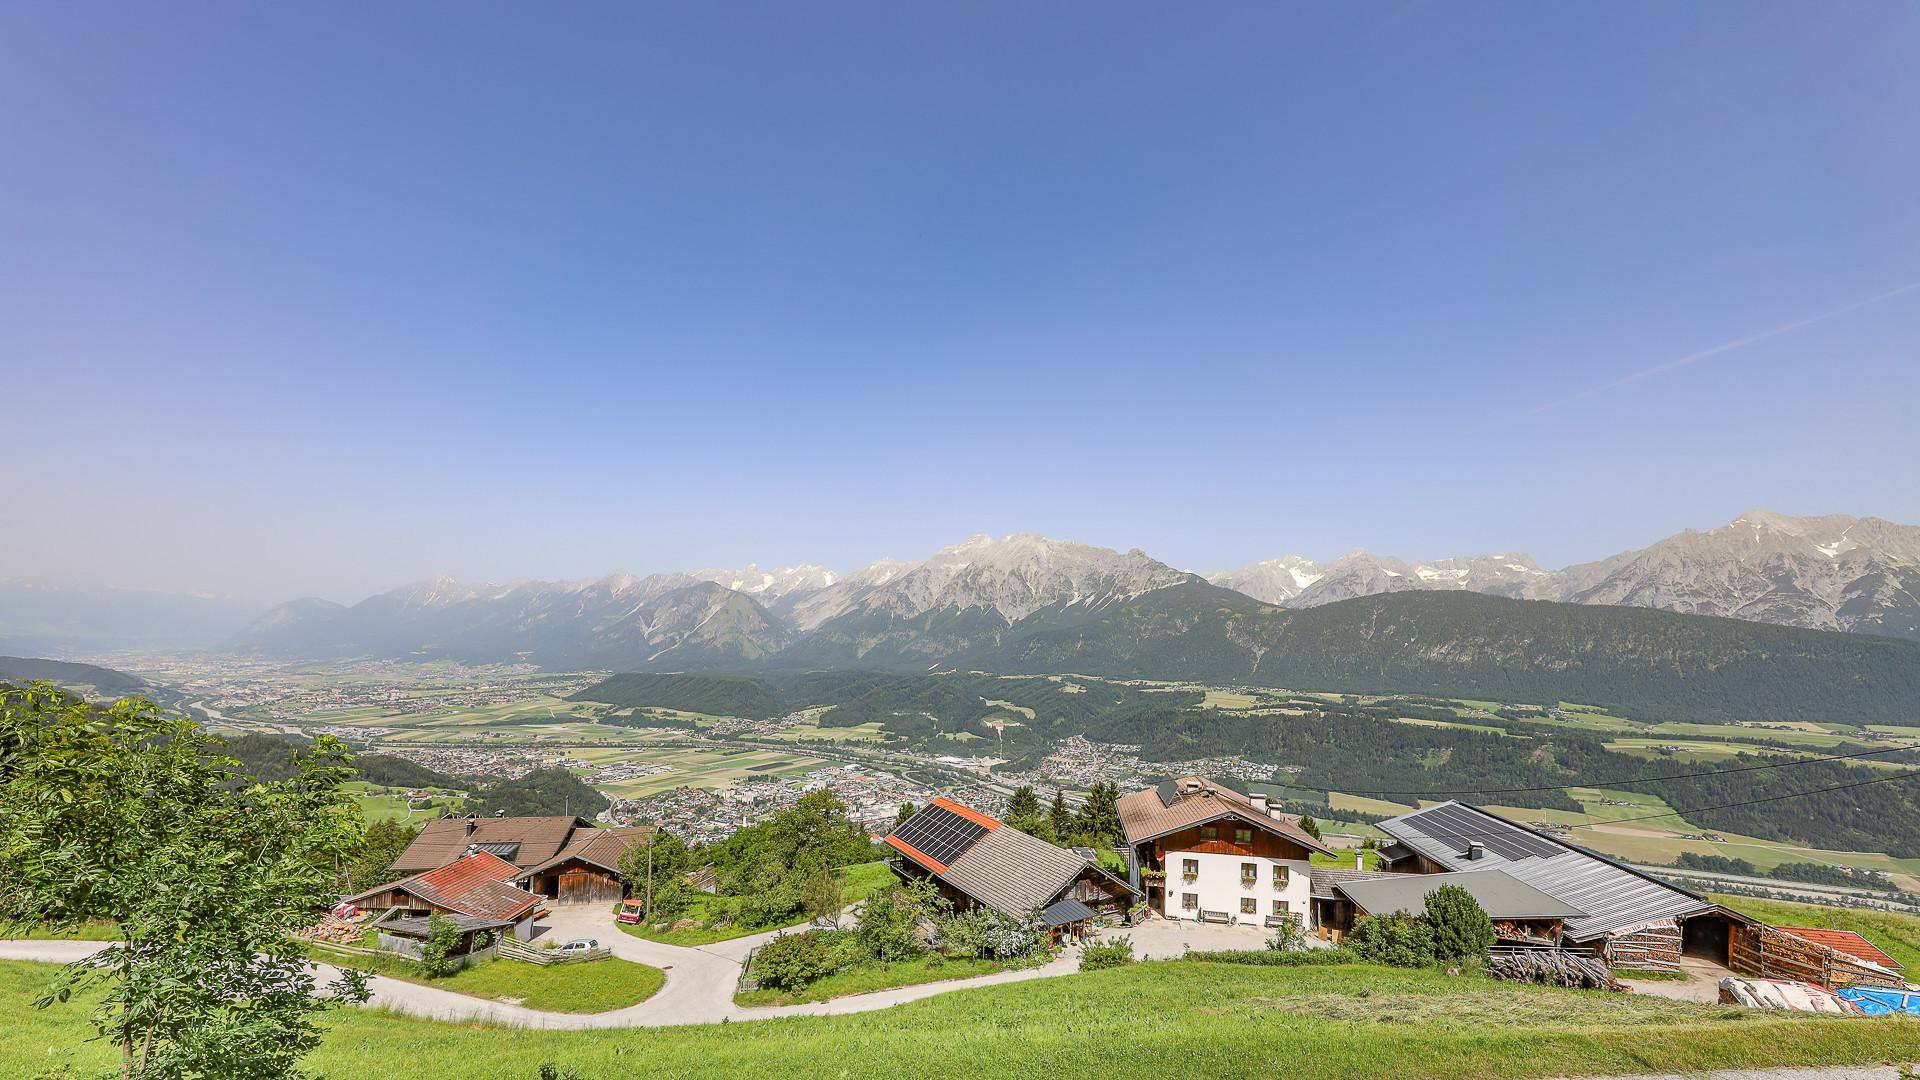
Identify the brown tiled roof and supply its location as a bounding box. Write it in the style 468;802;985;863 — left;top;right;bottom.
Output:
391;815;590;873
516;825;656;879
1117;776;1335;856
348;850;542;922
1775;926;1902;970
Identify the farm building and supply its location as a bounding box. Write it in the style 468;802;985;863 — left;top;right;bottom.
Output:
885;797;1139;941
1117;776;1336;929
1373;801;1760;969
344;850;544;953
512;825;656;904
389;814;595;875
1310;866;1586;945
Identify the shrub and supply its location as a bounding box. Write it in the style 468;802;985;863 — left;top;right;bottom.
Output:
1265;917;1307;952
1079;937;1134;971
417;913;465;977
752;929;842;990
856;882;934;962
1347;913;1435;967
1423;884;1496;962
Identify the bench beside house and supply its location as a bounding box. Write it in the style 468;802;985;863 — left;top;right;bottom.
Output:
884;797;1139;942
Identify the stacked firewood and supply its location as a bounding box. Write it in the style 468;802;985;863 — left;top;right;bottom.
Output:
1487;950;1623;991
299;915;366;944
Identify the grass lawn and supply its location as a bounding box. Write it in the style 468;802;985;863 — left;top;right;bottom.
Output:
6;920;123;941
1712;894;1920;972
735;954;1009;1006
8;958;1920;1079
313;946;665;1013
621;860;893;946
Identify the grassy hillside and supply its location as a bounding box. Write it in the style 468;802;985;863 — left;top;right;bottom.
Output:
5;958;1919;1079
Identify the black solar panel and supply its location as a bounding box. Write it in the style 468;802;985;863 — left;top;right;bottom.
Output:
1401;804;1562;862
891;806;989;867
472;841;522;860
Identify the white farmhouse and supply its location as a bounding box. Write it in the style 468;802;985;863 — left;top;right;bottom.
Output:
1118;775;1334;929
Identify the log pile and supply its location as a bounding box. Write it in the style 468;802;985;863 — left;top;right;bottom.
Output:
299;915;367;945
1488;949;1623;991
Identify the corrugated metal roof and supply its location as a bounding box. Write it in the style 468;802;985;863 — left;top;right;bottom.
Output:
1117;775;1335;856
1333;868;1588;920
1377;801;1712;941
1040;897;1098;926
1775;927;1902;970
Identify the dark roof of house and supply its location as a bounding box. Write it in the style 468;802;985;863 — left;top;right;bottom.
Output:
514;825;656;880
1039;897;1099;927
379;913;514;937
1332;868;1589;920
391;815;593;873
1117;776;1335;856
347;850;542;923
1775;927;1902;970
887;799;1139;917
1377;802;1712;941
1309;865;1406;899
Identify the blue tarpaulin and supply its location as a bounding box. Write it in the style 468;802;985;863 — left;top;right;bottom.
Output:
1836;986;1920;1017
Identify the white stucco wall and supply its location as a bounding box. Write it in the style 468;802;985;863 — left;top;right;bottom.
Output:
1163;850;1314;928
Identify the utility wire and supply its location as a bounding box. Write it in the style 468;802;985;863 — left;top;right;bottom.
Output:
1293;740;1920;798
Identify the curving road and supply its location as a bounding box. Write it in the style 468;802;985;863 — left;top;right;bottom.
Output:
0;905;1083;1030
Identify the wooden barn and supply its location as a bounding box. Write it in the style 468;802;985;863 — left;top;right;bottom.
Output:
513;825;656;905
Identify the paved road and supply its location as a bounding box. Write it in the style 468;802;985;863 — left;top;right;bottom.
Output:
0;906;1084;1030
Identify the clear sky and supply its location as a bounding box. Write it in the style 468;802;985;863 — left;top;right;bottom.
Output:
4;2;1916;603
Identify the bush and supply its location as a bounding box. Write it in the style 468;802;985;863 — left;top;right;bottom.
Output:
935;906;1047;961
856;882;935;962
1265;917;1307;952
1347;913;1435;967
417;913;465;977
752;929;843;990
1423;884;1496;962
1079;937;1134;971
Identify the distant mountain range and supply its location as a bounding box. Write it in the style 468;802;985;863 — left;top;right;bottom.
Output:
215;512;1920;703
1206;510;1920;640
0;580;269;653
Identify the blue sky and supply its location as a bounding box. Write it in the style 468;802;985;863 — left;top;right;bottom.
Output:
4;2;1916;602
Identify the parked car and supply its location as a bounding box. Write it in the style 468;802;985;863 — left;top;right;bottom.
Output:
559;938;599;953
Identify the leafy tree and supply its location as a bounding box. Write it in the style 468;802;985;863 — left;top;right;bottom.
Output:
0;684;371;1080
1297;814;1322;841
417;913;466;977
802;866;843;925
1423;884;1496;962
1266;917;1307;952
1048;791;1073;838
1346;913;1436;967
618;828;698;916
348;817;419;891
856;880;939;962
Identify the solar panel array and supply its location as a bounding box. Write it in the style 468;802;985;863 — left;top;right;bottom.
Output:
1399;804;1562;862
891;805;989;867
472;841;523;861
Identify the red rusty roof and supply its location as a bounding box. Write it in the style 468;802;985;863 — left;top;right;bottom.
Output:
931;796;1002;830
1774;926;1902;970
348;850;542;923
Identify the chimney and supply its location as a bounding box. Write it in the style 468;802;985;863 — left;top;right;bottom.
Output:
1467;841;1484;861
1250;794;1268;813
465;819;478;836
1356;852;1364;870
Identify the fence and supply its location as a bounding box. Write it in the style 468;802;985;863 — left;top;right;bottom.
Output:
498;938;610;965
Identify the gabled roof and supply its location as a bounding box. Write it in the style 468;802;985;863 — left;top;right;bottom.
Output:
1775;926;1902;970
887;798;1139;917
1332;868;1588;920
1309;865;1409;899
348;850;542;922
514;825;656;880
1117;775;1335;856
392;815;593;872
1377;801;1713;941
